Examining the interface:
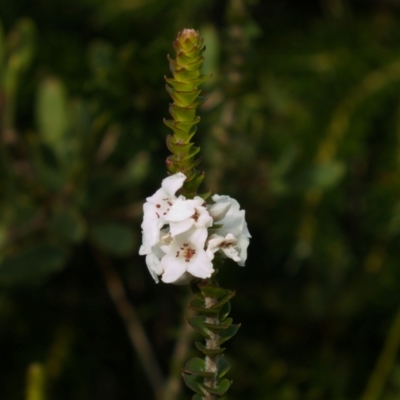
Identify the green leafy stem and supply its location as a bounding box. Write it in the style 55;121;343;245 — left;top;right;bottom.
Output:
164;29;210;199
183;280;240;399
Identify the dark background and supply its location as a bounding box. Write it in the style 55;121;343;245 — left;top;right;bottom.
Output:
1;0;400;399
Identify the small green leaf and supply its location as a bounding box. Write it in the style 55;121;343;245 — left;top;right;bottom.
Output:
219;301;231;321
0;243;67;285
165;84;202;107
203;378;231;396
169;104;197;122
184;357;213;377
186;316;210;338
166;135;194;154
182;373;205;395
204;318;233;332
195;341;225;356
216;356;231;379
199;282;228;299
198;191;211;200
216;324;241;346
90;222;135;256
208;291;235;312
189;298;219;315
164;75;209;91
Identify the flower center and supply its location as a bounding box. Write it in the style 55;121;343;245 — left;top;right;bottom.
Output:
191;210;199;222
175;242;197;262
155;198;173;218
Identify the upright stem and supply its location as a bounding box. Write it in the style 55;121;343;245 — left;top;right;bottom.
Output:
95;249;165;400
184;280;238;398
360;305;400;400
204;295;219;400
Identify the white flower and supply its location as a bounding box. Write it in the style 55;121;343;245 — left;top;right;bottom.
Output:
160;227;214;284
206;233;241;263
208;195;251;266
139;173;186;255
207;200;231;222
145;247;164;283
167;196;213;236
139;172;251;284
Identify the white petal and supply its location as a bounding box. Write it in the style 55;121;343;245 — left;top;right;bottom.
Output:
188;226;208;248
161;173;186;198
207;201;231;221
161;254;188;283
237;236;250;266
169;219;194;237
221;246;241;262
167;271;194;285
146;187;168;204
187;250;214;279
195;209;213;229
212;194;240;213
167;196;195;222
145;253;163;283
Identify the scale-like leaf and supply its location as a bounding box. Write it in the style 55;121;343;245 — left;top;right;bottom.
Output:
216;324;241;346
189;298;219;314
199;282;228;299
216;356;231;378
186;316;210;338
219;301;231;321
204;318;233;332
182;373;205;395
184;357;213;377
195;341;225;355
202;378;231;396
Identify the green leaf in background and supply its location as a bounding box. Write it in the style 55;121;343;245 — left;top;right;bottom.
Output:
0;19;5;74
118;151;150;187
25;363;46;400
36;77;69;156
310;161;346;190
0;243;67;285
89;222;135;256
200;24;219;88
6;18;36;74
49;208;87;243
295;161;346;192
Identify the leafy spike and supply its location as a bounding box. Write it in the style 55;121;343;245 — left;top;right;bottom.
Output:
164;28;210;198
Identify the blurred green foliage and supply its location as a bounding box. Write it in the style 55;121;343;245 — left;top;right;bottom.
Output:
1;0;400;399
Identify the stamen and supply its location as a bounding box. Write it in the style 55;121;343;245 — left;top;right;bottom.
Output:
192;211;199;222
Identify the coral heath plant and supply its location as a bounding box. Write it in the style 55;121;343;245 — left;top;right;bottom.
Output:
139;29;251;399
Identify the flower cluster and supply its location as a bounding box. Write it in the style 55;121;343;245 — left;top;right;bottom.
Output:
139;173;251;284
